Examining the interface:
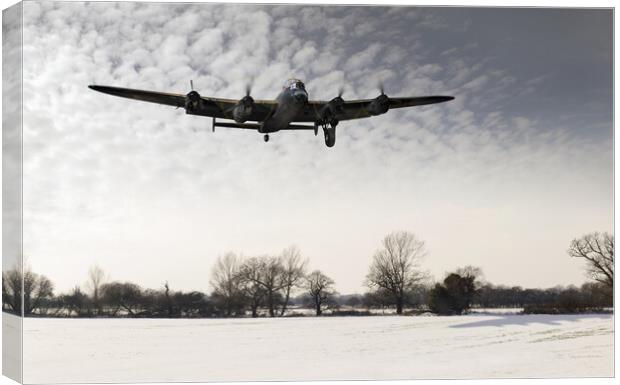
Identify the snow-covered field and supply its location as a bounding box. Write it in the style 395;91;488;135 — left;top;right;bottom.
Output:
16;313;613;383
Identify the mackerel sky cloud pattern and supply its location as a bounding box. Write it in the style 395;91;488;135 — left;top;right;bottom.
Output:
21;3;612;293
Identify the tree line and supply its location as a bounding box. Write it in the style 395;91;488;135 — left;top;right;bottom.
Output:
2;231;613;317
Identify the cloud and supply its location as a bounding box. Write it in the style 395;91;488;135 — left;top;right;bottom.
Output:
344;43;383;72
20;3;613;294
292;43;317;69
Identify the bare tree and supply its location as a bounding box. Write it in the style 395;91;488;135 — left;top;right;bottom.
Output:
210;252;244;317
455;265;484;293
568;232;614;289
306;270;336;316
239;256;284;317
87;265;106;315
101;282;143;317
2;265;22;314
23;268;54;315
171;291;210;317
455;266;483;281
279;246;308;316
61;286;91;317
366;231;427;314
1;263;54;316
237;260;265;317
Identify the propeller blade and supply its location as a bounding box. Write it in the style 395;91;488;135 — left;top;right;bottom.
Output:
190;80;194;91
338;85;344;98
378;80;385;95
245;77;254;97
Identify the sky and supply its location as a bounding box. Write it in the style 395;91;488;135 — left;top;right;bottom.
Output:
19;2;613;294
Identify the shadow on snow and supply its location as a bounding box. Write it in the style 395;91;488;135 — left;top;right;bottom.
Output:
450;313;613;328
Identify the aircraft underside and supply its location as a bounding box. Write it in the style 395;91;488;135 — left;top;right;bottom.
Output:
89;78;454;148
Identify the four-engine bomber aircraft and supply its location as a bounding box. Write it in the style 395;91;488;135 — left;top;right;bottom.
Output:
89;79;454;147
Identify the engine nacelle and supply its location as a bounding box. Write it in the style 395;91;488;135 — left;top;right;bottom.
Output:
368;94;390;116
321;96;344;120
185;90;202;113
233;95;254;123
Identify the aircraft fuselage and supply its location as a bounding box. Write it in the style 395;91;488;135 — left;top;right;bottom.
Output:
88;77;454;148
260;84;308;133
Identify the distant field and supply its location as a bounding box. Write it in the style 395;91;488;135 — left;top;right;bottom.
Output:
15;313;614;383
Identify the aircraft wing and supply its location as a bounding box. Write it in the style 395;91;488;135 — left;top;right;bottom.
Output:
296;95;454;122
88;85;277;121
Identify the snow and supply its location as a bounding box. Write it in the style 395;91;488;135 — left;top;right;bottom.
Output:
2;313;22;382
16;313;613;383
468;307;524;315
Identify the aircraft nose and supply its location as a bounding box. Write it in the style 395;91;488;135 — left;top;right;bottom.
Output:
294;90;308;104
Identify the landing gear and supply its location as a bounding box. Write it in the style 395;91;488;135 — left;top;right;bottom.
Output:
316;119;337;147
263;134;270;142
324;127;336;147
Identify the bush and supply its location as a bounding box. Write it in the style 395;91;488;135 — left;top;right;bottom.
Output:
522;286;608;314
428;273;476;315
328;309;373;317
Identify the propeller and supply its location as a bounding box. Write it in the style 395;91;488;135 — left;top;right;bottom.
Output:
321;86;345;123
245;80;253;97
330;85;345;112
230;79;255;122
185;79;201;111
367;80;390;116
378;80;385;95
376;80;389;104
242;80;254;107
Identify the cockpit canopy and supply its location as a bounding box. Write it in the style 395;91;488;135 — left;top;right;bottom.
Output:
284;78;305;90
